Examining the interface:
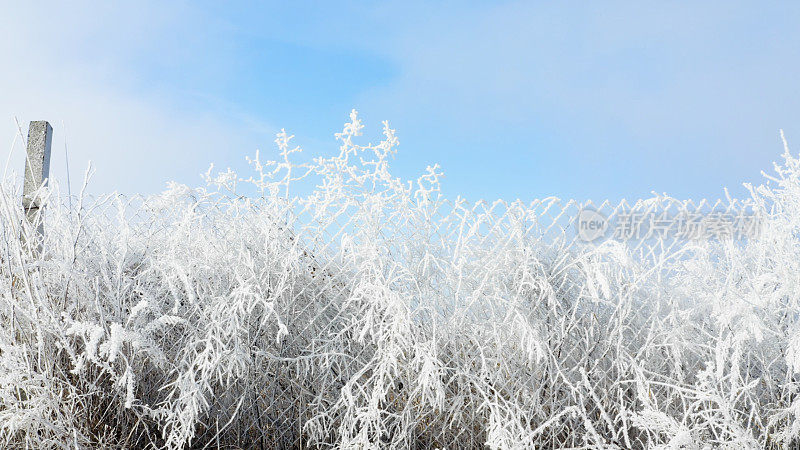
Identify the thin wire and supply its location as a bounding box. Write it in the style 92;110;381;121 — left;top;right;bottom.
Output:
2;117;23;180
62;120;73;210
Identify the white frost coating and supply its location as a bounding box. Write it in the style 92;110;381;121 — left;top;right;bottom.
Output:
100;323;131;363
787;332;800;374
128;300;149;323
4;115;800;448
65;321;104;363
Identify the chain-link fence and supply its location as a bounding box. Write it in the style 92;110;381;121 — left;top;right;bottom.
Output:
11;187;786;449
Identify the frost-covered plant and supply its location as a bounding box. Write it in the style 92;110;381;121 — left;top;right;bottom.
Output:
2;112;800;449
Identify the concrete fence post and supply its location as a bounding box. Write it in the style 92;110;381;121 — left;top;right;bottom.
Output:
23;121;52;241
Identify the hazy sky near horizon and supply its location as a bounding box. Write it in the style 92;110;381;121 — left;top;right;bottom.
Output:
2;1;799;201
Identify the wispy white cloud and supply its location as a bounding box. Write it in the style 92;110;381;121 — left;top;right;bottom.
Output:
2;1;798;201
351;1;800;199
0;1;276;194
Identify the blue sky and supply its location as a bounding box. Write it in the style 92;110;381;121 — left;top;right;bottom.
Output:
2;1;799;201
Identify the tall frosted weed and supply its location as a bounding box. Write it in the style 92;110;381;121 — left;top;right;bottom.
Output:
1;112;799;448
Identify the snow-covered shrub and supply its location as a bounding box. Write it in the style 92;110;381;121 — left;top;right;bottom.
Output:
1;112;800;448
